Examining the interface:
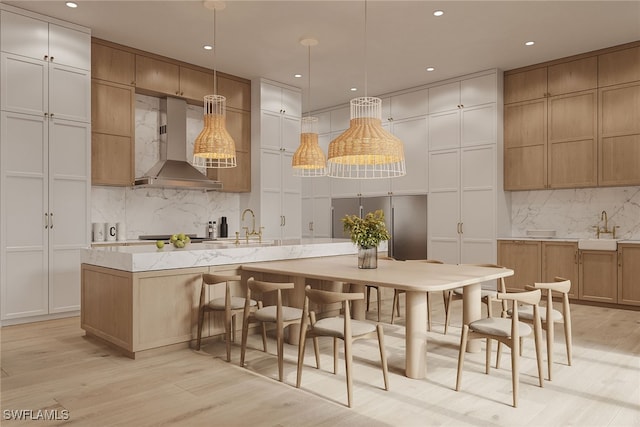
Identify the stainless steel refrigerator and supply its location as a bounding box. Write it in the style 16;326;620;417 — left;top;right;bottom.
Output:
332;194;428;261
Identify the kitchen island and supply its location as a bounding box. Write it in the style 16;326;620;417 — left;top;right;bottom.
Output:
80;239;357;358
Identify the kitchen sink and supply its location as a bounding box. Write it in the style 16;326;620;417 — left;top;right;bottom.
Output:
577;238;618;251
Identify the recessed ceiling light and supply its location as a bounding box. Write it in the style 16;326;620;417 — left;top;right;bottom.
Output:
525;41;535;46
426;67;435;72
294;74;302;78
433;10;444;17
203;45;213;50
350;87;357;92
65;2;78;8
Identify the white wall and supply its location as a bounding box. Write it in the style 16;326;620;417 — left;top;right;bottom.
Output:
510;186;640;240
91;95;241;239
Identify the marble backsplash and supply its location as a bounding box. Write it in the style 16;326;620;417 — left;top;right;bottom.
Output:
91;95;240;239
510;186;640;240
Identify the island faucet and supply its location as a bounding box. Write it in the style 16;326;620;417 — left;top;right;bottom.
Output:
241;208;263;243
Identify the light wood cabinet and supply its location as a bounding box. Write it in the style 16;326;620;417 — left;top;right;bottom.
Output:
91;41;135;85
497;240;541;291
579;250;617;303
135;54;180;96
504;57;597;190
617;244;640;306
598;81;640;186
207;74;252;192
178;66;214;103
504;43;640;190
598;46;640;87
542;241;579;299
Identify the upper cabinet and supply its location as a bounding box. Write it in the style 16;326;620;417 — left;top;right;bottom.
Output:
92;42;135;85
0;9;90;70
260;81;302;118
503;43;639;191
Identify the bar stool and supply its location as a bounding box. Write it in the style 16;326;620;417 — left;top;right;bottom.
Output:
196;273;256;362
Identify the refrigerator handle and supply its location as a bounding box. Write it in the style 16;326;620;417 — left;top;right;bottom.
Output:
331;206;334;237
390;205;395;258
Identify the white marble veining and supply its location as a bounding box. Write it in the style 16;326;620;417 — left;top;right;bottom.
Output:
510;187;640;240
91;94;241;240
82;239;358;272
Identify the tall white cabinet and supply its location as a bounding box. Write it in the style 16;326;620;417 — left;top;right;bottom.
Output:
0;5;91;323
246;79;302;241
427;70;508;265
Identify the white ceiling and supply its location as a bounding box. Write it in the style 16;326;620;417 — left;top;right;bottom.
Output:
3;1;640;111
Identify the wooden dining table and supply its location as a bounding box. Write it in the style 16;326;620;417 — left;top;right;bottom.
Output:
240;255;513;379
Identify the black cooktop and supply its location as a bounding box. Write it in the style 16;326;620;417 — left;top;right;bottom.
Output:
138;234;211;243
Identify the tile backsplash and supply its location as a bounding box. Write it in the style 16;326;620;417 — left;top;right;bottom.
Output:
91;95;240;239
510;186;640;240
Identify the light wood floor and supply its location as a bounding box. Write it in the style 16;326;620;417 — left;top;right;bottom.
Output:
1;296;639;426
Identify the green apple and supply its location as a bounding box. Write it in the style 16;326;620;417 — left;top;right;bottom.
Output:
156;240;165;249
170;234;178;243
174;239;185;248
178;233;186;241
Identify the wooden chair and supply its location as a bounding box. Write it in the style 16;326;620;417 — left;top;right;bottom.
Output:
296;285;389;408
517;277;572;381
239;277;303;382
196;273;256;362
456;289;544;408
443;263;508;334
391;259;444;330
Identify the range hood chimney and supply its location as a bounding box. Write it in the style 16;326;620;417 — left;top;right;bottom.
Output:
134;97;223;191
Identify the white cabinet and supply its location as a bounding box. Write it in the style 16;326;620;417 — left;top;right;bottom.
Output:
0;5;91;323
301;134;332;238
427;71;504;265
247;79;302;241
387;116;428;194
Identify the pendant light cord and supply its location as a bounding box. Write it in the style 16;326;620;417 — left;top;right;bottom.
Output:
364;0;368;98
213;8;217;96
307;44;311;118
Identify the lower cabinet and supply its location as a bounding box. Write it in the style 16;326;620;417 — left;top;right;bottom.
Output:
542;240;579;299
618;243;640;306
81;264;244;358
497;240;541;291
579;250;618;303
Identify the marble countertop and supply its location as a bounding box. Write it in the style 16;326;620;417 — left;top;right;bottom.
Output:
81;238;361;272
497;237;640;244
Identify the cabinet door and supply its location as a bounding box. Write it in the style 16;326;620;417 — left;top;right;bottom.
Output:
504;67;547;104
179;66;214;103
281;87;302;118
301;198;314;238
542;241;579;299
497;240;541;291
428;109;459;151
389;88;429;120
461;104;496;147
547;57;597;96
390;117;428;194
282;190;302;240
91;80;134;186
259;111;282;151
135;55;180;96
461;74;497;107
598;82;640;186
312;197;332;238
579;250;617;303
281;115;301;153
208;109;251;192
217;75;251;111
460;145;496;265
330;106;350;132
598;46;640;87
260;82;284;114
49;119;90;313
0;11;48;61
428;81;459;114
91;42;135;85
618;244;640;306
49;62;91;122
504;99;547;190
427;149;460;264
48;24;91;70
1;112;49;319
1;53;48;116
548;90;597;188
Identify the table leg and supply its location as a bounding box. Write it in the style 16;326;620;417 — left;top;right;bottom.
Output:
405;290;427;379
462;282;481;353
349;283;366;320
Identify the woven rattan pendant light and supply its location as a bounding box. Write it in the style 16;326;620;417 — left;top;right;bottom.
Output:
327;1;405;179
192;1;237;169
292;37;327;177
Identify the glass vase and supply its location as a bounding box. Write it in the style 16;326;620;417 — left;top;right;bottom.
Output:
358;246;378;269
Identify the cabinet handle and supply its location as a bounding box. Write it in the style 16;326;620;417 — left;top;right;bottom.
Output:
460;104;464;108
44;112;49;117
44;55;48;61
460;222;463;234
49;212;54;229
282;216;286;227
44;213;49;229
309;221;314;231
50;56;54;62
50;113;54;118
180;92;184;96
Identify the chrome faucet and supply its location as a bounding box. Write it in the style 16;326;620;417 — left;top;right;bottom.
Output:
241;208;263;243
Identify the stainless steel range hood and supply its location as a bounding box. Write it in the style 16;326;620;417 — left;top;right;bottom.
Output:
134;97;222;191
